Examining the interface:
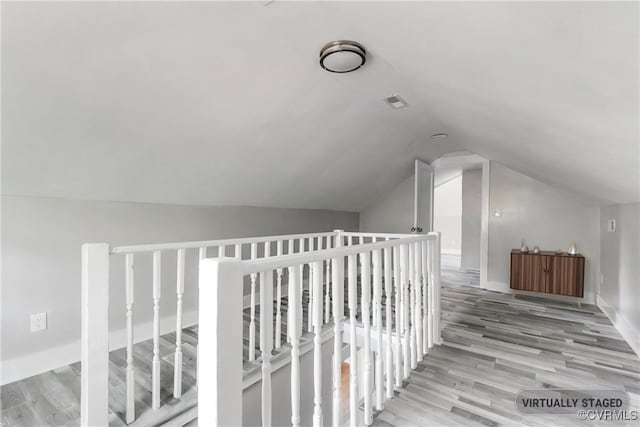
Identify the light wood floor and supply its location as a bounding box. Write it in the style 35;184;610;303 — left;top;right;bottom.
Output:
373;267;640;427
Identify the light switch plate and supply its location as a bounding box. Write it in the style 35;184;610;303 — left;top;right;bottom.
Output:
608;219;616;232
30;312;47;332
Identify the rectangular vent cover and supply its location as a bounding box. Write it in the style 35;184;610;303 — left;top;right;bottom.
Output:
384;94;408;109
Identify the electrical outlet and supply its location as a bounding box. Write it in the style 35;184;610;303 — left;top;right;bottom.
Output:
30;312;47;332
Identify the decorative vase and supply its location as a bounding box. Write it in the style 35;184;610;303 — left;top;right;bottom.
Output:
532;246;540;254
520;238;529;253
568;241;579;255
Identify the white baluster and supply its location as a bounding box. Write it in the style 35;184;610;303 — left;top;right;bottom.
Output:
324;237;331;325
428;238;435;347
249;243;258;361
392;246;402;387
332;233;344;427
414;242;423;360
361;251;373;425
152;251;161;411
219;245;226;258
260;270;274;427
383;245;393;399
421;240;430;353
424;239;433;350
307;238;314;333
197;247;206;387
125;254;135;424
433;232;442;344
286;239;295;344
312;260;324;427
408;244;417;369
275;241;283;349
347;254;359;427
174;249;186;399
288;265;302;427
400;245;410;379
235;244;241;259
372;250;384;411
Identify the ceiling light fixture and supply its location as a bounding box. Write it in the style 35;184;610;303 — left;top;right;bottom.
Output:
319;40;366;73
384;94;408;109
431;133;448;140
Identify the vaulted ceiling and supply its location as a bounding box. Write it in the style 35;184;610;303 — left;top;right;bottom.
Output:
2;1;638;211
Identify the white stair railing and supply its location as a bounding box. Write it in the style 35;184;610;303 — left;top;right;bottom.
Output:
198;231;441;427
80;230;441;427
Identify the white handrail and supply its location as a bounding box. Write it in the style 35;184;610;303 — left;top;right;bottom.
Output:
82;229;441;427
342;231;415;239
240;234;435;275
111;231;337;254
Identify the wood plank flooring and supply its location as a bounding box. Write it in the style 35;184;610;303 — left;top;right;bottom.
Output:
3;263;639;426
373;267;640;427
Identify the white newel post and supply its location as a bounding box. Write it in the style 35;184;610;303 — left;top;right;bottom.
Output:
198;257;243;427
81;243;110;427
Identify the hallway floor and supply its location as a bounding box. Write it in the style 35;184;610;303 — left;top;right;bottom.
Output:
372;269;640;426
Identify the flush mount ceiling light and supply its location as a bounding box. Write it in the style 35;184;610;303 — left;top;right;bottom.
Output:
384;94;408;109
431;133;448;140
319;40;366;73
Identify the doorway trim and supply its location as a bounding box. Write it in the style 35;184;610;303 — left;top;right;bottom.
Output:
414;159;434;233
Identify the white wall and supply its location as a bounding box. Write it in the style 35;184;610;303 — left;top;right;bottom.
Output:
359;175;414;234
0;195;358;384
486;162;600;303
461;169;482;269
598;202;640;354
434;175;462;254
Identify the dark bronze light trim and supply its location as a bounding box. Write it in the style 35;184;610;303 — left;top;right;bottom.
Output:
319;40;366;73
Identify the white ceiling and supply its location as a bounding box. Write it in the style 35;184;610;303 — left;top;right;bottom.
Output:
2;1;638;211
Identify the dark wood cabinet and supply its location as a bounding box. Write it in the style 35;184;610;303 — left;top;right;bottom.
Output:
510;250;584;298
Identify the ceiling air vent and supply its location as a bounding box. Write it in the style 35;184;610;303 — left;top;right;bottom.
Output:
384;94;408;109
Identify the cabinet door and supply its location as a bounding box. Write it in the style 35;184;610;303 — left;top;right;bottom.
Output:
548;256;585;297
511;253;547;292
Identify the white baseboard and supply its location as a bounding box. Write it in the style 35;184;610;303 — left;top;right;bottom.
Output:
596;295;640;358
442;249;461;256
1;310;198;386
